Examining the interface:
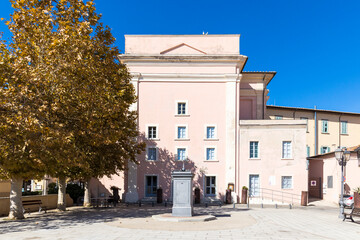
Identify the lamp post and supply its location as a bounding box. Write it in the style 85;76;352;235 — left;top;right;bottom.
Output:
335;147;351;218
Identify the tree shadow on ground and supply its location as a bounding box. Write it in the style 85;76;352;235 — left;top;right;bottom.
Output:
0;205;249;234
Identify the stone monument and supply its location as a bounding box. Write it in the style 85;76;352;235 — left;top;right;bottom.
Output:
171;170;194;217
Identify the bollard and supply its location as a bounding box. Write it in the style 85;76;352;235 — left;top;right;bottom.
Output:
289;204;292;209
275;203;278;209
152;202;154;207
233;203;236;209
261;203;263;208
247;202;249;209
205;203;208;208
164;201;167;207
219;202;222;207
126;203;129;207
138;201;141;207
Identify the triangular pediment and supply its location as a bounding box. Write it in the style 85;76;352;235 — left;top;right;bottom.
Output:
160;43;207;55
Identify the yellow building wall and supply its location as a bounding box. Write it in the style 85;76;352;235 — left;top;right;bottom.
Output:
267;107;360;156
0;180;11;197
0;194;73;216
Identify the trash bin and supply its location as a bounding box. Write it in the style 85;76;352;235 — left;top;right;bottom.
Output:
226;190;232;204
194;188;200;204
157;188;163;203
111;187;120;207
241;187;248;204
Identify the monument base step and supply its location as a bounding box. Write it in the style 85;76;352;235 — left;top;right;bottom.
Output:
152;214;216;222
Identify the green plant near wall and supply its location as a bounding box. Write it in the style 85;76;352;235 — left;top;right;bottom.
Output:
22;191;41;196
66;183;84;204
47;183;58;194
353;187;360;194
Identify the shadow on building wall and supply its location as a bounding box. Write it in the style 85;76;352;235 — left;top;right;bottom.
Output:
130;134;206;201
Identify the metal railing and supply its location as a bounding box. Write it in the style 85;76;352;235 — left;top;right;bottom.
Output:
249;188;302;205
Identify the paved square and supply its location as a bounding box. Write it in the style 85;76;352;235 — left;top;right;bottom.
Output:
1;203;359;239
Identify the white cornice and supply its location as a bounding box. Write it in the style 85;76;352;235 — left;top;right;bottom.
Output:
239;120;307;128
119;54;247;63
130;73;242;83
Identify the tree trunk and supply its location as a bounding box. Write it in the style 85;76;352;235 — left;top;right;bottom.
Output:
57;177;66;211
42;175;49;196
83;179;91;207
8;177;24;220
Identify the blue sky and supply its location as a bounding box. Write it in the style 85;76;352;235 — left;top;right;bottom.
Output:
1;0;360;112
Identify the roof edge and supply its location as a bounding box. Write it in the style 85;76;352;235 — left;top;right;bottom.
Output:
267;105;360;116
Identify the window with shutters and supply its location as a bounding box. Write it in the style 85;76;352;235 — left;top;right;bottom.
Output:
322;120;329;133
250;141;259;159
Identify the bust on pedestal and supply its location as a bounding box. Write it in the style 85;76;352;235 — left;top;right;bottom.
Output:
171;170;194;217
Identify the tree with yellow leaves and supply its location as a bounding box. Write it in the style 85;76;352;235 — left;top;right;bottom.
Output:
0;0;144;219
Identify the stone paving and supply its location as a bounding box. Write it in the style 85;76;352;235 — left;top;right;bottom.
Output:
0;202;359;240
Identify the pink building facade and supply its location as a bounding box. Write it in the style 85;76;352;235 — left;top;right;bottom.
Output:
119;35;308;204
308;146;360;204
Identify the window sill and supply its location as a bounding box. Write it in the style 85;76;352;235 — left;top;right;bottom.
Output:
147;138;160;141
281;188;293;190
146;159;158;162
281;158;294;160
175;114;190;117
174;138;190;141
321;132;329;134
249;158;261;160
204;160;219;162
204;138;219;141
341;133;348;136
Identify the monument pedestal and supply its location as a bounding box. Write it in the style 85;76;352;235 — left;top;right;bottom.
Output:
171;171;194;217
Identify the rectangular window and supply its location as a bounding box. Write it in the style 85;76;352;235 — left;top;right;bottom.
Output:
300;117;308;132
205;176;216;195
177;148;187;161
147;147;157;161
275;115;283;120
322;120;328;133
282;141;292;159
148;126;157;139
321;146;330;154
250;141;259;158
206;148;215;160
327;176;333;188
281;176;292;189
177;102;186;115
341;121;348;134
306;145;310;157
206;126;216;139
177;126;186;139
145;176;157;197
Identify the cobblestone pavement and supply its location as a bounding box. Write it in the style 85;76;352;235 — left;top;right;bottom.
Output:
0;203;359;240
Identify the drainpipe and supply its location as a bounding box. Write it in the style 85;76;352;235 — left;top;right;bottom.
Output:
293;109;297;120
136;73;141;129
262;74;266;119
314;106;318;155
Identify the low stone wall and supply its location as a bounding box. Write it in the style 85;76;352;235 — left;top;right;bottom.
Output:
0;194;73;217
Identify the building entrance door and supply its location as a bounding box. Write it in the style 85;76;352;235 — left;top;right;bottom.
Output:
249;174;260;197
309;177;322;199
145;176;157;197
